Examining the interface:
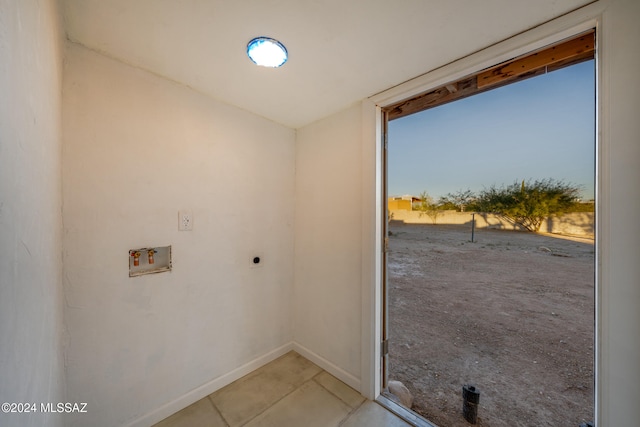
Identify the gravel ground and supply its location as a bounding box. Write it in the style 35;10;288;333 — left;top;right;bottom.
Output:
387;222;595;427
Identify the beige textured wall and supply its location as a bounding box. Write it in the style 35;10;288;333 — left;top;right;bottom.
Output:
294;103;364;389
62;43;295;427
596;1;640;424
0;1;65;427
390;211;595;238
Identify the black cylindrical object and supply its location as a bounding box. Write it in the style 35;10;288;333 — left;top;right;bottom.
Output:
471;213;476;243
578;422;594;427
462;384;480;424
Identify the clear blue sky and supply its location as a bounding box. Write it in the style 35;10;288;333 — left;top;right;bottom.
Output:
388;60;595;201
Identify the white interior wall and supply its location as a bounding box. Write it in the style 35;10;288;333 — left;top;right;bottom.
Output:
596;1;640;424
0;1;65;427
295;2;640;426
62;43;296;427
2;1;638;426
293;104;364;389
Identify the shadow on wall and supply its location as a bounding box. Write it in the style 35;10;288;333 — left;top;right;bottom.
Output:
389;210;594;238
477;212;527;232
543;212;594;238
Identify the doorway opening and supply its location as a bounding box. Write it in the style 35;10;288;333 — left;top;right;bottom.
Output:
380;31;596;427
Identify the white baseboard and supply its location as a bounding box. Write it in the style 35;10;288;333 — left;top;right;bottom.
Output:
124;342;294;427
292;342;362;392
124;341;362;427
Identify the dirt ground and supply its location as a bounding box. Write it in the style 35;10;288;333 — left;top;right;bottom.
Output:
387;221;595;427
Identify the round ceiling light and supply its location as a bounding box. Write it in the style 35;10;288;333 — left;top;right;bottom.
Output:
247;37;288;68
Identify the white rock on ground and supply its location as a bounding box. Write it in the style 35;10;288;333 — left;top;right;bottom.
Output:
388;380;414;408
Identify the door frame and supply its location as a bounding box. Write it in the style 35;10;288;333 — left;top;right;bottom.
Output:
361;2;606;424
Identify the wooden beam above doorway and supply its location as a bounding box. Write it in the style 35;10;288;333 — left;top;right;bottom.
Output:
477;31;595;89
385;30;595;121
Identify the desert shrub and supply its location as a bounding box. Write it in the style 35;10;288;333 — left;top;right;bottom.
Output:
475;179;580;232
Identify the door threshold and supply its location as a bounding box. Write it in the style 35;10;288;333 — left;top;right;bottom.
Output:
376;394;440;427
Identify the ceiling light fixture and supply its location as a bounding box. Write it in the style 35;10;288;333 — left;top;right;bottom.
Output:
247;37;288;68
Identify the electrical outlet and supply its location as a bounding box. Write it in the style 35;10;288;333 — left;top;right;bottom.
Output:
178;210;193;231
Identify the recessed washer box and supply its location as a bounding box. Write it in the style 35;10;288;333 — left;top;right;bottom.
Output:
129;245;172;277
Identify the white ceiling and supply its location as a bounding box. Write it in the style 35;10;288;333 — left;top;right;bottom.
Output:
62;0;593;129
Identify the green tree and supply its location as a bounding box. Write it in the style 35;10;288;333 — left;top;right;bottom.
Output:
439;188;476;212
415;191;442;224
475;179;580;232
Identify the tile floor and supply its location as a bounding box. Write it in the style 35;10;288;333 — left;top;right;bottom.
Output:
153;351;412;427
